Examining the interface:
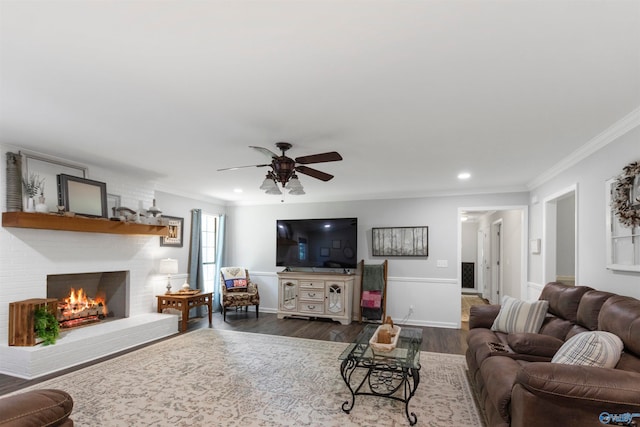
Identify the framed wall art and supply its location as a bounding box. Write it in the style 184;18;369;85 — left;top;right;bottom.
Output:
372;226;429;257
22;151;87;213
161;216;184;247
57;174;108;218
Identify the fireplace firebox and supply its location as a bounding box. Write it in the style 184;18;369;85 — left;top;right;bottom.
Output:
47;271;129;328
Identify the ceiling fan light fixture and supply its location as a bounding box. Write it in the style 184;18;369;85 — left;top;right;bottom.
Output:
289;187;306;195
265;186;282;195
259;173;278;190
220;143;343;198
285;174;303;190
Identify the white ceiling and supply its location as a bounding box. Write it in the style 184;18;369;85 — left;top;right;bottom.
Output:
1;1;639;205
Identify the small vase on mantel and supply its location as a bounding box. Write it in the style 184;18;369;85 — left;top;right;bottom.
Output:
35;194;48;213
24;197;36;213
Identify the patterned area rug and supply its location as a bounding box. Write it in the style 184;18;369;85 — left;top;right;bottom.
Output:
16;329;484;426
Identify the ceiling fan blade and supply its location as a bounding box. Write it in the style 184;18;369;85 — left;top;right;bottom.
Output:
296;165;334;181
295;151;342;164
217;164;270;171
250;146;279;159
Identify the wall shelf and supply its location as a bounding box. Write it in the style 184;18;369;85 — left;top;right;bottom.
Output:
2;211;169;236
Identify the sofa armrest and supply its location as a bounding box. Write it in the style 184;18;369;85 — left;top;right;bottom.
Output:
516;362;640;405
507;333;564;358
468;304;501;329
0;389;73;427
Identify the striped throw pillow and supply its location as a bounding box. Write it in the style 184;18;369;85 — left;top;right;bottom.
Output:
491;295;549;334
551;331;623;368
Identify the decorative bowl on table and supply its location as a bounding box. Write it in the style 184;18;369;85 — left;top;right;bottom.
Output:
369;324;401;352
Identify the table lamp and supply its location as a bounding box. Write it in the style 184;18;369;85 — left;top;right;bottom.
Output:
159;258;178;294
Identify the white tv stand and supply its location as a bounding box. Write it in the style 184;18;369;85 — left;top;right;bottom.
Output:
277;271;354;325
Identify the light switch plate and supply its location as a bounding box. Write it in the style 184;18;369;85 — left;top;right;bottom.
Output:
436;260;448;268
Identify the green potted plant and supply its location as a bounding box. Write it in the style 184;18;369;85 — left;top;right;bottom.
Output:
34;307;59;345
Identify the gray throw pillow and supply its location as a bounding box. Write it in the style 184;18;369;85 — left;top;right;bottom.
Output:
491;295;549;334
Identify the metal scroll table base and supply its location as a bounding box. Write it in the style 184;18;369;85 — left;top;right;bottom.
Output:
340;354;421;425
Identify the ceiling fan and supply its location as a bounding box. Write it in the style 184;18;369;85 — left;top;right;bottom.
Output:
218;142;343;194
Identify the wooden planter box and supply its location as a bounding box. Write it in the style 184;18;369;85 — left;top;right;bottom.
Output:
8;298;58;346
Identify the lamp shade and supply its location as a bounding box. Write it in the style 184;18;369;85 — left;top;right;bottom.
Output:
289;187;305;195
259;175;275;190
159;258;178;275
285;175;303;190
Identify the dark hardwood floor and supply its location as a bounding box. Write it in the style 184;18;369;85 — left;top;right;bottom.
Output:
0;311;468;396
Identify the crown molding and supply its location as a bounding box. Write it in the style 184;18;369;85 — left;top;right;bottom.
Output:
527;107;640;190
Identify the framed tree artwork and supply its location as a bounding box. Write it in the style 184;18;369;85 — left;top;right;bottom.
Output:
372;226;429;257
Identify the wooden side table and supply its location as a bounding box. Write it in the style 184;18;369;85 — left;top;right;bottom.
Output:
156;292;213;333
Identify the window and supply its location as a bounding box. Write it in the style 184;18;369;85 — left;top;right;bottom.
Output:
202;214;218;293
605;179;640;271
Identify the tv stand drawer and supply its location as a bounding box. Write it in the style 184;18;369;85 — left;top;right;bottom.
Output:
298;302;324;314
299;289;324;301
300;280;324;290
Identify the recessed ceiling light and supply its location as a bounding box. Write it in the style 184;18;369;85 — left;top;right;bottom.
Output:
233;188;243;193
457;172;471;180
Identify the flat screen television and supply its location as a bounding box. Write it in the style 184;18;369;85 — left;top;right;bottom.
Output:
276;218;358;270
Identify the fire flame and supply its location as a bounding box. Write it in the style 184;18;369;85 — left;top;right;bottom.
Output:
60;287;108;318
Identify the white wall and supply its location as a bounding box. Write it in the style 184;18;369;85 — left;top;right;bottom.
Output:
461;221;478;263
528;124;640;299
226;192;528;328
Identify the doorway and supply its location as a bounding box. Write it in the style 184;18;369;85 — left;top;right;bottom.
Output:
458;206;528;315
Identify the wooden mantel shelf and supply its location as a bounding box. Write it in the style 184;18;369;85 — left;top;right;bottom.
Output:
2;211;169;236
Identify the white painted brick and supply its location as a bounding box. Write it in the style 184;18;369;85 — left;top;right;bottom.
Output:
0;144;177;369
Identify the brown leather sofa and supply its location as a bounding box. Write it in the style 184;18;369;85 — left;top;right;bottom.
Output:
0;389;73;426
466;282;640;427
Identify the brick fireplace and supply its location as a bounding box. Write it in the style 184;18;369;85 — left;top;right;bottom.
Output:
0;269;178;379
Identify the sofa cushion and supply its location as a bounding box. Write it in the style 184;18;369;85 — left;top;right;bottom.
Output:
551;331;623;368
491;296;549;334
539;282;591;323
576;290;614;331
507;333;564;358
598;295;640;357
538;316;574;340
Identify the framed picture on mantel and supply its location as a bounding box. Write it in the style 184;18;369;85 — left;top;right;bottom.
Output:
160;216;184;247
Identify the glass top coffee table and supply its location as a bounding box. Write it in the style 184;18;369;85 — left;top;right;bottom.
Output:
339;324;422;425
